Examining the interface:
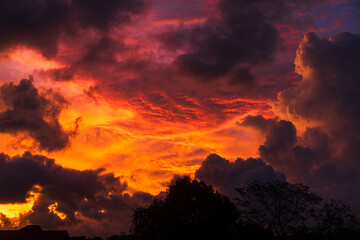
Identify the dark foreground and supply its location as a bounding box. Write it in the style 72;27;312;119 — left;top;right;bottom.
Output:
1;177;360;240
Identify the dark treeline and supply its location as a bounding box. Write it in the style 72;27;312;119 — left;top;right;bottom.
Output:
71;177;360;240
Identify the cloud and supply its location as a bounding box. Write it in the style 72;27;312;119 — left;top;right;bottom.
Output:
37;0;325;128
239;115;277;133
195;153;285;197
232;31;360;214
257;120;316;179
240;114;360;211
275;32;360;148
240;123;359;215
60;64;272;129
271;32;360;211
0;0;146;58
0;78;75;151
0;152;153;237
45;36;127;81
257;122;360;213
273;31;360;164
159;0;318;84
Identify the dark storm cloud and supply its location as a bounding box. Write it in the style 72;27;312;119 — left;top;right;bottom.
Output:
0;152;118;205
239;116;360;217
0;152;153;236
239;114;352;192
0;78;73;151
45;36;127;81
258;121;315;178
276;32;360;146
271;32;360;211
159;0;317;84
275;32;360;165
257;122;360;212
232;31;360;214
195;153;285;197
239;115;277;133
229;68;256;87
38;0;318;126
46;45;272;128
0;0;145;58
241;115;355;191
260;120;297;153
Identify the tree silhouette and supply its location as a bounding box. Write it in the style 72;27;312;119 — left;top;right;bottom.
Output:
106;233;134;240
315;200;360;239
235;180;321;239
130;176;239;240
26;179;360;240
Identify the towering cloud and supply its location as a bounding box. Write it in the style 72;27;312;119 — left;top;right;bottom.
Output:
0;0;146;58
0;152;153;236
0;79;73;151
275;32;360;162
237;32;360;213
160;0;317;84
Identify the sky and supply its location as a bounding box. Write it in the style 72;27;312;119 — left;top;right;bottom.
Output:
0;0;359;237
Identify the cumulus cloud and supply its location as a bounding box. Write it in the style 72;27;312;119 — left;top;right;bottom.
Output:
239;115;277;134
275;32;360;161
0;78;74;151
272;31;360;165
0;0;146;58
258;122;360;214
239;122;359;216
234;31;360;214
270;32;360;212
195;154;285;197
159;0;318;84
240;115;359;211
257;120;320;179
0;152;153;237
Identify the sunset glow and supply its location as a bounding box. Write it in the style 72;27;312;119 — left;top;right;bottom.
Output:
0;0;359;237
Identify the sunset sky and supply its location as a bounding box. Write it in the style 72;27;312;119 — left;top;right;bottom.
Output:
0;0;359;237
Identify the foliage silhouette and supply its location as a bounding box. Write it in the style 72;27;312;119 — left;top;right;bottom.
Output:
235;180;322;238
130;176;240;240
19;178;360;240
315;200;360;239
70;237;104;240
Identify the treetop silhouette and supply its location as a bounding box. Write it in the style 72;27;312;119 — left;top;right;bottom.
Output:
130;176;239;240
